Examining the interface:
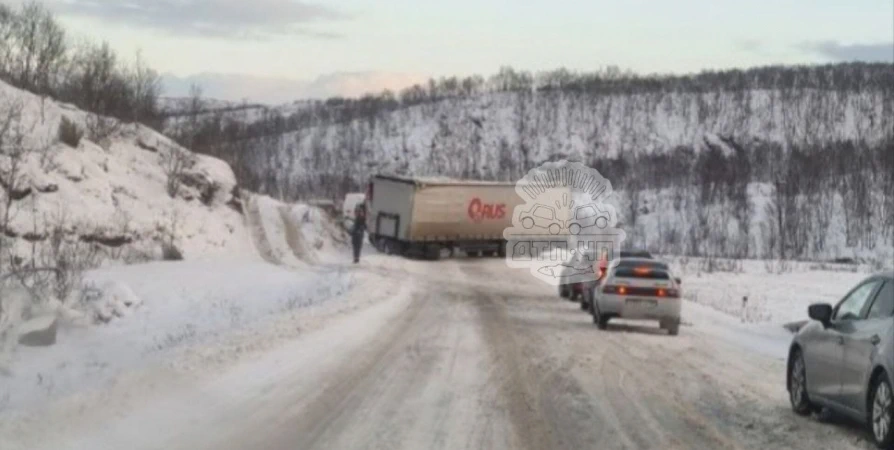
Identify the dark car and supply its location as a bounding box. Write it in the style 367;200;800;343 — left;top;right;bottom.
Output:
787;271;894;449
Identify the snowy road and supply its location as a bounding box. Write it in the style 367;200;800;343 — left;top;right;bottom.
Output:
2;256;877;450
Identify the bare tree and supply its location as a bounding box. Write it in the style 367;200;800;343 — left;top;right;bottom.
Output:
7;2;66;95
127;50;161;129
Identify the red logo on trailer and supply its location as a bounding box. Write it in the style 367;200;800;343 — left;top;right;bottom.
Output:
468;198;506;223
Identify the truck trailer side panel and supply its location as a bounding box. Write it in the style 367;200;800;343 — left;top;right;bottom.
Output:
408;184;523;241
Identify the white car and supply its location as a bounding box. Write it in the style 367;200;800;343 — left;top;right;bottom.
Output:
587;258;682;335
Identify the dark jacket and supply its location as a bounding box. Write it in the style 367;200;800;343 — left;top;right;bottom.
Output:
351;214;367;240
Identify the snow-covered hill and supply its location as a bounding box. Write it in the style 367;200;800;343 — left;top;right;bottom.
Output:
239;88;891;193
0;80;257;264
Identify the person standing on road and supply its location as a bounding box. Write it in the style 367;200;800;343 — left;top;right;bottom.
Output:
351;204;367;264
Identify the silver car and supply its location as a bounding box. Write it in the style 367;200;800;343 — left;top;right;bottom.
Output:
787;271;894;449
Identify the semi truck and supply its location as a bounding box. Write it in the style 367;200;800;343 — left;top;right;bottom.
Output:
366;175;524;259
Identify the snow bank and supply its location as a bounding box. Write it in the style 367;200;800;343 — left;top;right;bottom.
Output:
245;193;348;266
666;257;870;326
0;260;353;413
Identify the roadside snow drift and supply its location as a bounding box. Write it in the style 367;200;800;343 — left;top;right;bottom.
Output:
245;193;348;267
0;260;353;413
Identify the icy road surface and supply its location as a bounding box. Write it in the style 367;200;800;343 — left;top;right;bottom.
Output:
1;256;876;450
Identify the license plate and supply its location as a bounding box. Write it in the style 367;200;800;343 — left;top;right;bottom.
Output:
627;298;657;307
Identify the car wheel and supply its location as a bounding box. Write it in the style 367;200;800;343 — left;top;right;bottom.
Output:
788;349;813;416
559;285;570;298
666;321;680;336
870;373;893;449
569;223;582;235
521;217;535;229
548;223;561;235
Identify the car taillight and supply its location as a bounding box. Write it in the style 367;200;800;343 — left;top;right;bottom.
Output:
603;285;627;295
657;288;680;298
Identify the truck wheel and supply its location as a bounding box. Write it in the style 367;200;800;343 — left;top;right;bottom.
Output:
425;245;441;261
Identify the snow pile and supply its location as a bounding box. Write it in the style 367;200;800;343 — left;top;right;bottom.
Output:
283;203;349;263
245;193;348;267
0;79;258;264
85;281;144;324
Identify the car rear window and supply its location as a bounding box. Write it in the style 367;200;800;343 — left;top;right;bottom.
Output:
613;268;671;280
615;260;669;271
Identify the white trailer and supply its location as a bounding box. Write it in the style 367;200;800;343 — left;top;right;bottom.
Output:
366;175;524;259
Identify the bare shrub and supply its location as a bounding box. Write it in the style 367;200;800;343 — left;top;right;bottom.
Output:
157;208;184;260
161;242;183;261
57;116;82;148
39;214;103;303
160;147;194;198
85;113;120;149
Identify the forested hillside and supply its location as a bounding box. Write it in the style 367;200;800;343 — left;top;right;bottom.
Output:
167;63;893;263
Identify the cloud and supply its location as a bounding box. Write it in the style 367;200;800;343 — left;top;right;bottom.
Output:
46;0;346;39
161;71;428;103
800;41;894;62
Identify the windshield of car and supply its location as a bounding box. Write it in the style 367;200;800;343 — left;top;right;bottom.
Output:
835;281;882;321
866;281;894;320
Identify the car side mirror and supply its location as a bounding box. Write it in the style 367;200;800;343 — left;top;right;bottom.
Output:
808;303;833;327
674;277;682;285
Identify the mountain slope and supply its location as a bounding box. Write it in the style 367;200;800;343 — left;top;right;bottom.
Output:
0;79;257;264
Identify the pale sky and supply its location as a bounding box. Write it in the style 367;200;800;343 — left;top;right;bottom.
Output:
15;0;893;102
